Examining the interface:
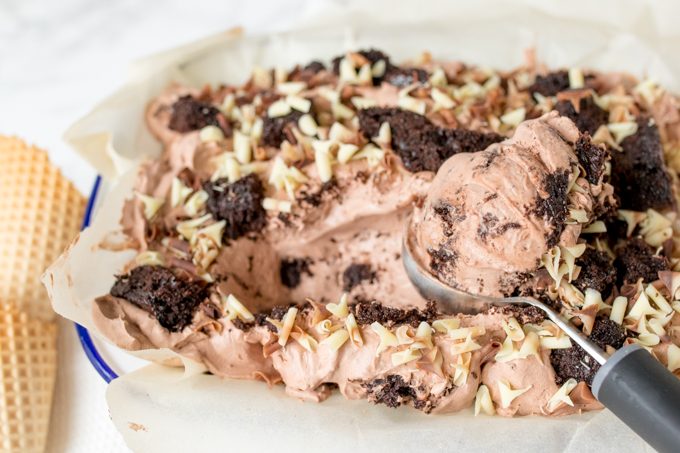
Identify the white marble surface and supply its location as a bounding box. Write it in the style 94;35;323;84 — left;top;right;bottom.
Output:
0;1;326;451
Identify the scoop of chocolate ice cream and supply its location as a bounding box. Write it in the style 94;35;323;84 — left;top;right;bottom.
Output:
410;112;613;296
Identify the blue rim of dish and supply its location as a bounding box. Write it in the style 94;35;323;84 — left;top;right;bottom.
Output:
75;175;119;383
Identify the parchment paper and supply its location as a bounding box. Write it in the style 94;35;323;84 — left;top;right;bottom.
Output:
44;0;680;450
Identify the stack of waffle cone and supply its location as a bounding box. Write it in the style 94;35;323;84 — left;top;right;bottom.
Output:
0;137;86;453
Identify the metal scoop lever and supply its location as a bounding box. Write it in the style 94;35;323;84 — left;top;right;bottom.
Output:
403;239;680;453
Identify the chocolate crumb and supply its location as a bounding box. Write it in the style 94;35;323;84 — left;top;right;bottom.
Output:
168;95;227;134
110;265;209;332
528;71;570;96
614;238;669;285
261;111;303;147
303;60;326;73
298;179;339;207
487;305;546;324
532;170;570;248
280;258;313;289
610;117;674;211
433;201;465;237
574;133;607;184
555;96;608;135
203;174;268;240
352;300;438;327
573;247;617;297
428;246;458;282
342;264;377;292
363;374;418;409
358;107;503;172
550;316;627;385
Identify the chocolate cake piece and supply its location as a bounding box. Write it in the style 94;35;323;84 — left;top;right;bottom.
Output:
342;263;376;292
550;316;627;385
573;247;617;296
528;71;570;96
280;258;313;289
614;238;669;284
554;96;608;135
610;117;674;211
168;95;226;133
261;111;303;147
574;133;607;184
357;107;503;172
110;265;209;332
352;300;438;327
203;174;268;240
532;170;570;248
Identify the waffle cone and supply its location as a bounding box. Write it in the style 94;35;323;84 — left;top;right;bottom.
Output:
0;136;86;452
0;302;57;453
0;136;86;320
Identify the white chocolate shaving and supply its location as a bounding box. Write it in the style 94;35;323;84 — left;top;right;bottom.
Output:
298;114;318;137
371;322;398;355
135;251;164;267
397;96;426;115
429;67;447;87
371;59;386;77
170;178;192;208
326;293;349;319
199;125;224;143
502;317;525;342
184;190;208;217
176;214;211;241
474;384;495;416
450;333;482;355
391;348;422;366
500;107;526;127
431;88;455;109
452;352;472;386
376;122;391;146
607;121;638;144
395;325;415;345
136;193;164;220
286;94;311;113
278;306;298;347
313;141;334;183
352;144;384;167
568;68;584;89
546;378;578;413
234;130;252;164
610;296;628;325
262;197;292;213
345;313;363;347
267;99;292;118
351;96;377;109
540;335;572;350
331;102;355;120
225;294;255;322
497;380;532;408
319;328;349;351
290;328;318;352
581;220;607;234
276;81;306;95
432;318;461;333
337;143;360;164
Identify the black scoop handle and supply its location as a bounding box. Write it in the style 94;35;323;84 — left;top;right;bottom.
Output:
592;344;680;453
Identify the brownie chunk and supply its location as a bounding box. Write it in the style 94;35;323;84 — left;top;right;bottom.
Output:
280;258;313;289
573;247;617;296
203;174;267;240
614;238;669;285
352;300;438;327
168;95;224;133
551;316;627;385
528;71;570;96
554;96;608;136
363;374;418;409
574;133;607;184
610;117;674;211
532;170;570;248
261;111;303;147
342;264;376;292
357;107;503;172
110;265;209;332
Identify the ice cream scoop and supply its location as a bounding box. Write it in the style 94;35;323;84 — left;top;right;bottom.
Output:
402;111;680;451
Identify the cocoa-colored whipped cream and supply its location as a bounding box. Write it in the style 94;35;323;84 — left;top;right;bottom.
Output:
93;51;680;417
